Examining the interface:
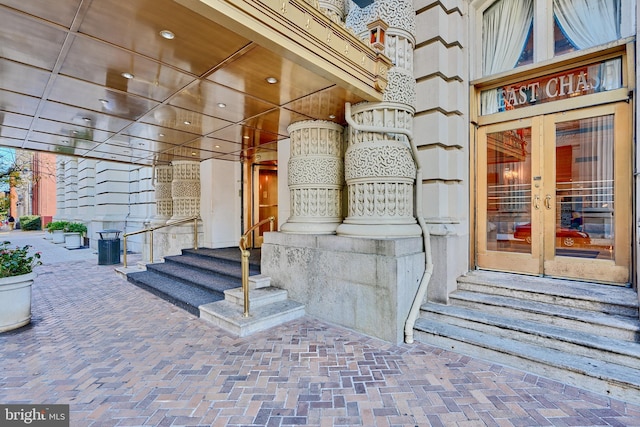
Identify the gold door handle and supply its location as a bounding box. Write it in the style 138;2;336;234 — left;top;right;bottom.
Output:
533;195;540;210
544;194;552;210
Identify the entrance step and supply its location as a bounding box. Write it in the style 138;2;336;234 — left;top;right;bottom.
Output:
125;247;260;316
413;270;640;405
199;284;305;337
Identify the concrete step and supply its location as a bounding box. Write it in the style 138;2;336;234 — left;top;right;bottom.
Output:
127;270;223;316
223;286;288;309
458;271;639;318
163;251;259;279
450;290;640;341
413;318;640;406
421;302;640;370
146;262;240;294
199;297;305;337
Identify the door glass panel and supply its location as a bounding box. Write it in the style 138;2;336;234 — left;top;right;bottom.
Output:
555;116;614;260
486;127;532;254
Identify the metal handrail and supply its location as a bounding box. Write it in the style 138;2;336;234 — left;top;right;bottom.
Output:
122;215;200;268
239;216;275;317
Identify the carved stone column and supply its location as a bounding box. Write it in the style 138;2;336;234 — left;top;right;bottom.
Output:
154;165;173;221
171;160;200;219
64;157;78;220
339;0;420;238
336;103;420;237
281;120;345;234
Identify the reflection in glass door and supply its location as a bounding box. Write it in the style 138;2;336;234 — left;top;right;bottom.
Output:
252;165;278;248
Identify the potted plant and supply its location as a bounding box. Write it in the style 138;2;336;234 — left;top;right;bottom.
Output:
47;221;69;244
64;222;87;250
0;241;42;332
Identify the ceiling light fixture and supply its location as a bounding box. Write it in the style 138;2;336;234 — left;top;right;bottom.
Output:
266;77;278;84
329;114;336;119
191;151;197;156
99;98;109;105
158;133;165;137
82;117;91;122
121;72;134;79
217;103;226;108
183;120;191;125
214;145;221;148
159;30;175;40
243;135;250;139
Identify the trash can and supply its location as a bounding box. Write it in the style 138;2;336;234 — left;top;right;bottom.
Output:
98;229;121;265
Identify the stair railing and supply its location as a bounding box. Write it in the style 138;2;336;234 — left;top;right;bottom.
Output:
122;216;200;268
239;216;275;317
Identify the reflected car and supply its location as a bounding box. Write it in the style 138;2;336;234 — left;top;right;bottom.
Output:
513;223;591;247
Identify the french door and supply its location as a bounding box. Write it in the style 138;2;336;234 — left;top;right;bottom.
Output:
477;103;631;284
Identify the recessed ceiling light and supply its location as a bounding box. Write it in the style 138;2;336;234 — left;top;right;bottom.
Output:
266;77;278;84
99;98;109;105
217;103;226;108
183;120;191;125
191;151;197;156
62;140;69;144
121;72;134;79
243;135;250;139
214;145;221;148
72;130;78;134
138;143;145;146
82;117;91;122
159;30;175;40
158;133;165;137
329;114;336;119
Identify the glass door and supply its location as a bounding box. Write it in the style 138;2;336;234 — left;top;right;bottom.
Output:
477;117;543;275
477;103;631;284
542;103;631;284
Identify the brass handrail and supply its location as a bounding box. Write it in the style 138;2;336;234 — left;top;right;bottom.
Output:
239;216;275;317
122;215;200;268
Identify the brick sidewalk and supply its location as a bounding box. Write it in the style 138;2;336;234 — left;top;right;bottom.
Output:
1;236;640;426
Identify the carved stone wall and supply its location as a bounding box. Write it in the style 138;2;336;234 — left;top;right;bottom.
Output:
154;165;173;220
64;157;78;219
281;120;345;234
55;158;66;218
171;160;200;219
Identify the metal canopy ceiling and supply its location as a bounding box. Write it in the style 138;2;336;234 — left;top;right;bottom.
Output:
0;0;366;166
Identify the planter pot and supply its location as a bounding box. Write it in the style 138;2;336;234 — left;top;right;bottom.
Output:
44;231;53;241
52;230;65;244
0;272;36;333
64;232;82;249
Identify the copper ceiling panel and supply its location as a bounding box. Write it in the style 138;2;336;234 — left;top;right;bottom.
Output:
0;126;28;140
0;91;40;116
139;105;231;135
0;8;67;70
179;137;240;155
122;123;199;145
282;85;364;123
0;59;50;97
48;75;159;121
207;45;334;105
32;119;115;143
60;37;197;102
39;102;133;134
0;0;83;27
169;80;277;123
208;122;285;146
240;108;313;138
1;111;35;130
27;131;100;154
0;137;22;148
78;0;252;77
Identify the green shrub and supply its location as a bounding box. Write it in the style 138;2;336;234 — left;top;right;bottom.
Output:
19;215;41;231
64;222;87;235
46;221;70;232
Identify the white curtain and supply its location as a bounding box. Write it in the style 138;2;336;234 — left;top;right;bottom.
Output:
481;0;533;114
554;0;620;50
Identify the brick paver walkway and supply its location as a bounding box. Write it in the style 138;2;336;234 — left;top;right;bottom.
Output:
1;231;640;426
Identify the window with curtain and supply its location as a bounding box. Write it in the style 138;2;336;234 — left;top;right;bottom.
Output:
554;0;620;56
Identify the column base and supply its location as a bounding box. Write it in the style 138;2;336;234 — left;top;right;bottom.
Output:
336;221;422;238
280;220;341;234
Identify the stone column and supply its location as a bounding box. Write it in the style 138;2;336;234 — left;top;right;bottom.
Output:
55;158;66;219
154;165;173;221
171;160;200;219
64;157;78;220
281;120;345;234
339;0;420;238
